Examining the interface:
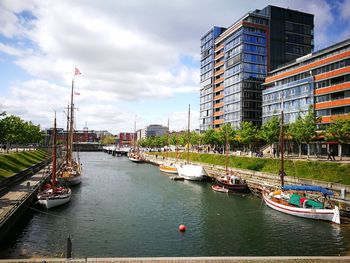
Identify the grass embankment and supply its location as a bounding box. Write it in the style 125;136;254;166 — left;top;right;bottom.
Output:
0;149;48;180
154;152;350;185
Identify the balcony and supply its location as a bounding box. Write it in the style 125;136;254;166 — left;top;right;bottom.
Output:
315;98;350;110
214;77;224;85
213;111;224;117
214;85;224;92
213;119;224;125
214;94;224;101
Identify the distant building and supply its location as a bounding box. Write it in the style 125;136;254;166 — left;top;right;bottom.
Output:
136;128;146;142
146;124;169;137
95;130;112;139
43;128;98;145
117;132;135;147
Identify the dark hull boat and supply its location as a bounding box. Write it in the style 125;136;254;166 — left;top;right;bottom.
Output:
216;176;250;193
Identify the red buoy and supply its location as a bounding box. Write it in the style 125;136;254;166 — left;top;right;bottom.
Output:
178;224;187;232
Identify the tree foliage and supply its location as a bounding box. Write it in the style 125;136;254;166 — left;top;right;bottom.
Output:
323;115;350;159
236;121;257;151
258;116;280;145
0;115;42;149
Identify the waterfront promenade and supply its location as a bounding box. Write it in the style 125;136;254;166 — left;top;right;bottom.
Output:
0;164;49;240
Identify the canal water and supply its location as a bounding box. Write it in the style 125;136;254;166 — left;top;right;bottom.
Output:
1;152;350;258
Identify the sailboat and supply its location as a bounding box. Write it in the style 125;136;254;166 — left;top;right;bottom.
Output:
159;119;178;174
262;96;340;224
59;68;82;185
214;125;250;193
128;118;143;163
177;105;206;181
38;114;71;209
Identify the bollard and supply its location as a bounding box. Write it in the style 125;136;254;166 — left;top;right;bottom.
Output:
66;236;72;259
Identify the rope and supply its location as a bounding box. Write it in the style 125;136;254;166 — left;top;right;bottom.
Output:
29;206;71;219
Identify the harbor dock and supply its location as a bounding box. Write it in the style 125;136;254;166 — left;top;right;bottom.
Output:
0;161;50;241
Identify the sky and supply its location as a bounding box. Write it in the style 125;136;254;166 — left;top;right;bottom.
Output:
0;0;349;133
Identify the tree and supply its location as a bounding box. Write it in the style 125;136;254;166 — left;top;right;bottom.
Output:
236;121;257;152
101;135;116;145
217;123;236;153
258;116;280;154
169;133;179;146
202;128;220;151
189;131;201;150
288;107;320;157
323;115;350;160
22;121;42;146
1;115;24;151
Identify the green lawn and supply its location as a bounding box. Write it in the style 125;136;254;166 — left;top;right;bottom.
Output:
0;149;48;180
155;152;350;185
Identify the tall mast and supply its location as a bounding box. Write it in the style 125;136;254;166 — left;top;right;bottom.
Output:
65;104;70;165
187;104;190;164
133;117;137;151
52;113;57;193
279;94;285;188
166;118;169;159
225;125;229;175
69;79;74;164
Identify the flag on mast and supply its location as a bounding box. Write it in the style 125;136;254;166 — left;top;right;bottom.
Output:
75;67;81;75
74;91;80;95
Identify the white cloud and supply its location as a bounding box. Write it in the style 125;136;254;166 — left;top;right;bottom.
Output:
1;0;349;133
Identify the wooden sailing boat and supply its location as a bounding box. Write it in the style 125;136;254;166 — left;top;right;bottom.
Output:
59;68;82;185
262;95;340;224
159;119;178;174
214;125;250;193
38;114;71;209
128;118;143;163
177;105;206;181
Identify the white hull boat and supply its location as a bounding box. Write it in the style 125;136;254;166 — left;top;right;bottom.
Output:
62;174;82;186
177;164;206;181
262;189;340;224
38;188;71;209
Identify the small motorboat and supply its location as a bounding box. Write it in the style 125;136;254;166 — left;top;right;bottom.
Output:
211;185;229;193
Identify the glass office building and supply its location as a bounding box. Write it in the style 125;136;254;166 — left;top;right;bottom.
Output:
199;5;314;131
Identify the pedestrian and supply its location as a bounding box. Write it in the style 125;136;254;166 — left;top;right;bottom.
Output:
331;150;336;161
327;150;332;160
273;148;276;158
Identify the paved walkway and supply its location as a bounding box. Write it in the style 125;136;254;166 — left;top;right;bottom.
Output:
1;256;350;262
0;167;49;226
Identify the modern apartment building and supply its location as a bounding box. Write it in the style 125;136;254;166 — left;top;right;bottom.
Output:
263;39;350;128
199;5;314;131
145;124;169;137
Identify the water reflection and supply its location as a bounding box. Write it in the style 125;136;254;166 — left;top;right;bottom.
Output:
0;152;349;258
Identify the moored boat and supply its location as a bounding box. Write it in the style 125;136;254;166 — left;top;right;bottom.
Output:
38;114;71;209
215;123;249;193
177;163;206;181
58;68;82;186
211;185;229;193
262;186;340;224
38;187;72;209
216;174;250;193
177;105;206;181
128;153;144;163
159;162;178;174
